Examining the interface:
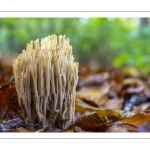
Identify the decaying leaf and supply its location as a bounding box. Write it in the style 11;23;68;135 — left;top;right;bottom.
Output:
17;127;31;132
63;126;85;132
0;118;42;132
117;113;150;126
77;83;110;106
36;126;84;132
102;98;124;110
105;123;138;132
0;76;14;119
78;73;109;87
78;65;91;77
0;76;22;120
114;110;135;118
0;118;24;132
144;105;150;113
39;127;63;132
75;98;123;123
72;126;85;132
1;59;150;132
121;66;140;77
0;76;22;121
0;88;9;120
122;78;144;94
74;111;108;132
106;113;150;132
1;118;24;128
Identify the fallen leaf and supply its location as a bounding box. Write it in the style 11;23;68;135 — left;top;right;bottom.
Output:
144;105;150;113
41;127;63;132
121;66;140;77
77;83;110;106
72;126;85;132
78;73;109;87
80;99;99;107
0;76;22;121
139;102;150;111
36;129;45;132
74;112;108;132
17;127;31;132
122;78;144;94
41;126;82;132
1;118;24;128
0;56;13;87
114;110;135;118
75;98;123;123
105;123;138;132
143;83;150;97
0;76;14;119
111;72;123;85
0;118;25;132
63;126;85;132
102;98;124;110
111;113;150;132
132;106;142;113
78;65;91;77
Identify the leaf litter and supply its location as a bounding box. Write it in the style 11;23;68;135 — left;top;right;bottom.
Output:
1;62;150;132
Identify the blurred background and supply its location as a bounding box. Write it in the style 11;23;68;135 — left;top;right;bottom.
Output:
0;18;150;83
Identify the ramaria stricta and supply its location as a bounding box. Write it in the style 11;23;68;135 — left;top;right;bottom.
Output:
13;35;79;130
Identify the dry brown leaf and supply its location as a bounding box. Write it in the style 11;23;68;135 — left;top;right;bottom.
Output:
0;118;27;132
75;98;123;123
143;84;150;98
0;57;13;87
17;127;31;132
114;110;135;118
144;105;150;112
63;126;85;132
111;113;150;132
78;65;92;77
72;126;85;132
81;99;99;107
37;126;84;132
111;72;123;85
105;124;137;132
77;83;110;106
0;76;22;120
122;78;144;94
102;98;124;110
132;106;142;113
0;88;9;120
0;76;14;119
74;112;108;132
78;73;109;87
121;66;140;77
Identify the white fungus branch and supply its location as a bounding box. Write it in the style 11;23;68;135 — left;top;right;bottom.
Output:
13;35;79;130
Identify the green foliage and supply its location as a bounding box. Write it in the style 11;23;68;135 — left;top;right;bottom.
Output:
0;18;150;73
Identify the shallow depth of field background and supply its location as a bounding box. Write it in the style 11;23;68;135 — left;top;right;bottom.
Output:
0;18;150;73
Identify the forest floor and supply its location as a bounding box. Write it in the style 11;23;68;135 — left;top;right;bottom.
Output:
1;57;150;132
